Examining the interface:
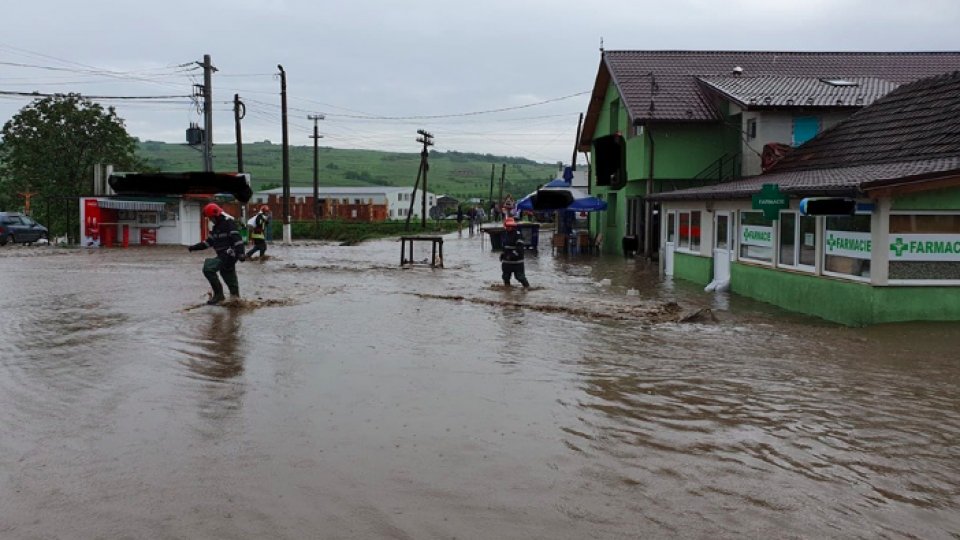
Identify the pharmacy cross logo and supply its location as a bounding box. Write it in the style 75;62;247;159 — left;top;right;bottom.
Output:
827;233;839;250
890;237;909;257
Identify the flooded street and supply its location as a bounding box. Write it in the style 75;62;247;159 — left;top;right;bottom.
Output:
1;233;959;539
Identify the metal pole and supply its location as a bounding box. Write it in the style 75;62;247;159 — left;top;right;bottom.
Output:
278;65;291;244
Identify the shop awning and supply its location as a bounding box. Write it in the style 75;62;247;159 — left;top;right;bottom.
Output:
96;199;167;212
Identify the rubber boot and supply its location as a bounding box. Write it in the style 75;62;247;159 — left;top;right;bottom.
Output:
203;261;226;305
221;268;240;298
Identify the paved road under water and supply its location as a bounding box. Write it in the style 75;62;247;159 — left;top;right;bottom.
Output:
0;233;958;539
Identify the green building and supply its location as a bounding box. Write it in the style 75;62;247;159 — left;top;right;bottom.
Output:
577;50;960;257
649;71;960;325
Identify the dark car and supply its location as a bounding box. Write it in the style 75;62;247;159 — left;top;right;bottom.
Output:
0;212;48;245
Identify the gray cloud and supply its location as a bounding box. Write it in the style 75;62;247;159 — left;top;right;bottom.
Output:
1;0;957;166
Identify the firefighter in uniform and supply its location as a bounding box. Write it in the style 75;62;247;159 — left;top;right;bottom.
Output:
246;205;271;260
189;203;245;304
500;216;530;288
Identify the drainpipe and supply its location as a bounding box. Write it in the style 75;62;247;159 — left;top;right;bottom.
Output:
643;123;655;258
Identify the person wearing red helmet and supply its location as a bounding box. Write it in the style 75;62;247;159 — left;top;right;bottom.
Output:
188;202;246;304
245;204;271;260
499;216;530;288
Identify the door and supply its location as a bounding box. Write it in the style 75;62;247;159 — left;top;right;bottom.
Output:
664;211;675;276
712;212;732;286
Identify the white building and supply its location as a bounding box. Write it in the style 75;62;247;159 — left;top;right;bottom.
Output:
254;186;437;220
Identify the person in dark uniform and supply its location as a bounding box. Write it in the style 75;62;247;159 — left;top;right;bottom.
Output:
246;205;271;260
189;203;245;305
500;216;530;288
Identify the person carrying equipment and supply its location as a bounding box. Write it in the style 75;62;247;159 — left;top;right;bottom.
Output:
188;203;246;305
499;216;530;288
246;205;271;260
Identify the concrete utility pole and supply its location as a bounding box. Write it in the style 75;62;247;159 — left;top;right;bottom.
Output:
278;65;292;244
488;163;495;207
234;94;245;173
308;114;325;225
198;54;216;172
498;163;506;205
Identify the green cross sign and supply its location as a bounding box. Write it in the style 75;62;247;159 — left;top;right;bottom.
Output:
890;237;909;257
751;184;789;221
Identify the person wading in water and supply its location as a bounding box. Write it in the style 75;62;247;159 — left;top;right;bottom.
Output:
188;203;245;305
500;216;530;288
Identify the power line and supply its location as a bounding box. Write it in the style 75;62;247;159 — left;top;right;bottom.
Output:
0;90;192;99
321;91;590;120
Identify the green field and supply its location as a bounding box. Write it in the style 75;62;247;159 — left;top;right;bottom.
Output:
137;141;559;202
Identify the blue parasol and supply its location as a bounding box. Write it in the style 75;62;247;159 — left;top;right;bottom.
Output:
515;179;608;212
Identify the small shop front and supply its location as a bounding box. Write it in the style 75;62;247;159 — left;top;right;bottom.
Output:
657;185;960;325
80;197;208;247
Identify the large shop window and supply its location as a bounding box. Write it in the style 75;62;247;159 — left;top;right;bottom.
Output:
676;210;701;252
824;215;871;279
889;214;960;280
739;211;773;263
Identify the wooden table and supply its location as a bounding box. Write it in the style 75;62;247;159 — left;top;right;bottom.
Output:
400;236;444;268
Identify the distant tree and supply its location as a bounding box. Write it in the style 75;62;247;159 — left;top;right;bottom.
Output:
0;94;141;237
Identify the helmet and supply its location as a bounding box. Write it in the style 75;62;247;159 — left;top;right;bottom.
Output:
260;205;271;213
202;203;222;218
504;217;516;228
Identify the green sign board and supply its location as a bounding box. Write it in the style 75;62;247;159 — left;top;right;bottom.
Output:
751;184;789;221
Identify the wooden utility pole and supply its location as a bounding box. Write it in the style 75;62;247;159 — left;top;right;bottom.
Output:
278;65;291;244
417;130;433;229
197;54;216;172
404;130;433;230
308;114;325;226
233;94;245;173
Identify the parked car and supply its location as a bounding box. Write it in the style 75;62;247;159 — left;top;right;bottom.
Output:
0;212;48;245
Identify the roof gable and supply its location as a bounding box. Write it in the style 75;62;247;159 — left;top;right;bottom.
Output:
580;50;960;150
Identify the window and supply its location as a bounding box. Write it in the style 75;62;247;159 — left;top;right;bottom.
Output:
799;215;817;267
739;211;773;263
398;193;403;201
824;215;871;279
746;118;757;139
666;211;676;243
779;211;796;266
715;213;729;250
676;210;701;252
889;213;960;281
792;116;820;146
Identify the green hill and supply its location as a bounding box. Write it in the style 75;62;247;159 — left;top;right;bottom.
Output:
136;141;559;201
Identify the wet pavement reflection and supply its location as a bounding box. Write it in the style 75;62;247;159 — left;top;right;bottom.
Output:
0;233;958;539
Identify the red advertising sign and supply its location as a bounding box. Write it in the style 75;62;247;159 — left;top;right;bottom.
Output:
83;198;100;243
140;228;157;246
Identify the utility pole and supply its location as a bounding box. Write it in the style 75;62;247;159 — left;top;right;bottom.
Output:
417;130;433;229
308;114;325;227
488;164;495;208
404;130;433;230
498;163;506;205
233;94;245;173
197;54;216;172
278;65;291;244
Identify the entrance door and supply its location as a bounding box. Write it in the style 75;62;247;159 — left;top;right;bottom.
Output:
711;212;732;288
664;211;675;276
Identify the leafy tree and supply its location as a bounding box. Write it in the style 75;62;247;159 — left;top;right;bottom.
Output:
0;94;141;238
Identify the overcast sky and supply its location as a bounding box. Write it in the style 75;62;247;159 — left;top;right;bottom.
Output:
1;0;958;167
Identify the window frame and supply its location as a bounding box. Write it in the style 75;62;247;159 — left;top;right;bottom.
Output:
887;210;960;286
674;209;702;255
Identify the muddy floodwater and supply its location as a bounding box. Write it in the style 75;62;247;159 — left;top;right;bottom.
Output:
1;233;959;539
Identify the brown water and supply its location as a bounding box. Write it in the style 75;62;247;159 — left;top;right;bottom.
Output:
0;234;958;539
